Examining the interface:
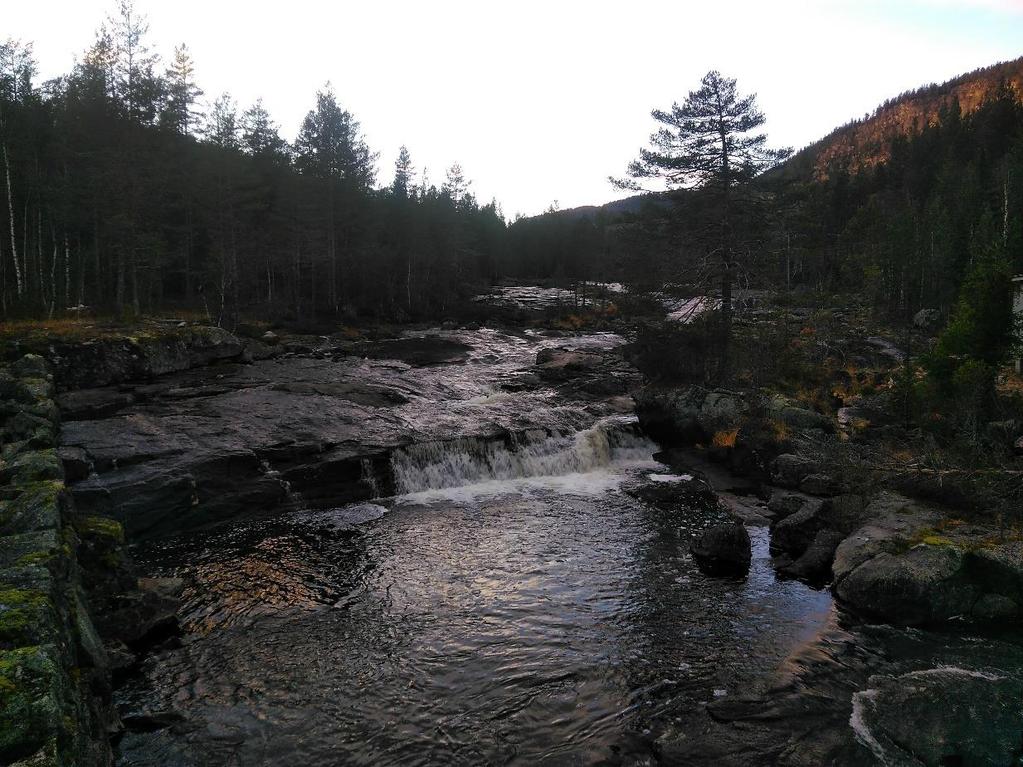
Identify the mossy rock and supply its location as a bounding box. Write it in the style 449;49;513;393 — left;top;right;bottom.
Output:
9;355;51;380
0;450;64;488
0;587;59;650
0;481;64;536
0;646;64;764
2;441;28;461
72;516;123;546
0;530;60;570
0;373;35;404
1;413;57;449
19;378;55;402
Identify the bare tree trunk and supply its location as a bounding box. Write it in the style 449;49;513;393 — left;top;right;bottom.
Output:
2;143;22;296
64;233;70;308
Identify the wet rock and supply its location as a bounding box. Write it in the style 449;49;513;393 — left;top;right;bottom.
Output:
534;348;603;381
771;497;825;557
270;381;407;408
691;523;752;577
769;454;817;489
972;593;1020;621
779;529;845;583
354;336;472;366
103;639;137;675
853;667;1023;766
121;709;188;733
56;386;134;423
261;331;280;345
57;446;92;482
95;581;181;650
627;474;718;511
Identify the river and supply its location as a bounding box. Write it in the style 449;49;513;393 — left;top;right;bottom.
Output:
98;325;835;765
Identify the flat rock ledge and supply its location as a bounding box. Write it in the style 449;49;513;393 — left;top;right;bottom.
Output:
0;354;114;766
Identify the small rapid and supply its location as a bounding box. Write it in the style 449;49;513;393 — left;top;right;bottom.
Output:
390;418;655;495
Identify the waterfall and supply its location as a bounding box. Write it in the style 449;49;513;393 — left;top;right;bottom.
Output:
390;418;654;495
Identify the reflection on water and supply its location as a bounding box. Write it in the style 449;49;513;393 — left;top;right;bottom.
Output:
118;462;832;766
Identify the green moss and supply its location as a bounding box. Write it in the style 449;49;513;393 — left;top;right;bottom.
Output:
0;450;63;487
0;588;53;648
0;481;62;536
13;551;53;567
0;646;62;764
73;515;123;545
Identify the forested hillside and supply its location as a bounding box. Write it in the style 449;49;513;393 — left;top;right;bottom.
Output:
513;60;1023;321
0;3;508;324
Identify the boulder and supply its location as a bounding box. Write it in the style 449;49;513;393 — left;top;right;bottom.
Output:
766;490;812;521
691;523;752;577
836;544;975;625
8;354;51;379
769;454;817;489
634;386;747;446
771;497;825;557
261;331;280;345
779;529;845;583
852;667;1023;766
800;473;839;497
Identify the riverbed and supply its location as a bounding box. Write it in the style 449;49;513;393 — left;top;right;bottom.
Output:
73;325;833;765
60;320;1023;766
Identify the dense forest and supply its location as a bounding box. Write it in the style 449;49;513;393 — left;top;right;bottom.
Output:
2;1;1022;328
0;2;508;324
515;62;1023;321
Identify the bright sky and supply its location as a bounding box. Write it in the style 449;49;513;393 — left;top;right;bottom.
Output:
8;0;1023;217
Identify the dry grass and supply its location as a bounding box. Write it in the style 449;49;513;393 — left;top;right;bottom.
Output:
712;428;739;448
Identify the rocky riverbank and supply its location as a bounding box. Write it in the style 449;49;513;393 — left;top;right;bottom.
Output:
630;302;1023;764
0;353;114;766
0;322;280;766
7;308;1023;766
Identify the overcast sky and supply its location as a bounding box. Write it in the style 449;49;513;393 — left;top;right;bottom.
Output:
7;0;1023;217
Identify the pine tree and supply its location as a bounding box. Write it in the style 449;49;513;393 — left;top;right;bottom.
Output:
108;0;161;124
240;99;287;161
162;44;202;134
443;162;469;204
614;71;790;376
393;145;414;198
204;92;239;149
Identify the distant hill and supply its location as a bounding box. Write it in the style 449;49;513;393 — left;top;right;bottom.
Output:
776;56;1023;181
525;56;1023;224
520;192;674;223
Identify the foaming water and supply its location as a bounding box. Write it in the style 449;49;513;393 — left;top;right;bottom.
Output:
390;417;654;495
